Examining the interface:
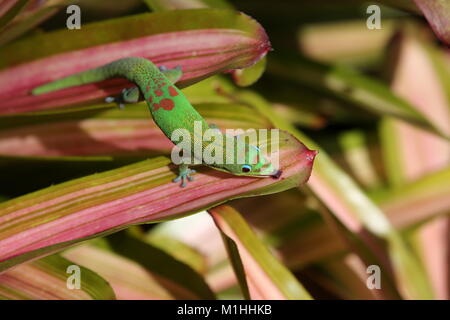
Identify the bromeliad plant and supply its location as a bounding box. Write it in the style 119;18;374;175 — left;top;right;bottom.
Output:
0;0;449;300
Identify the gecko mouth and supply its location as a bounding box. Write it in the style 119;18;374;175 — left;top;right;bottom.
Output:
253;169;282;178
271;170;282;179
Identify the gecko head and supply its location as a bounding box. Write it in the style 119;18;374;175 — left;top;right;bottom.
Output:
218;145;282;178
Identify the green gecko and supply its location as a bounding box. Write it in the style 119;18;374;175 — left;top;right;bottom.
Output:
32;57;280;187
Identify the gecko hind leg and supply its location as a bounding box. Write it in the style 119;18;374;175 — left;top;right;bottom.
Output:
106;66;184;109
173;164;196;188
160;65;183;84
105;87;140;109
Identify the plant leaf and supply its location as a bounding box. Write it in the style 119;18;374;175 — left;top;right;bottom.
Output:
0;130;316;272
380;32;450;187
105;232;215;299
376;167;450;229
0;0;68;47
232;57;267;87
0;0;27;30
413;0;450;45
64;243;179;299
208;205;312;300
298;19;396;66
0;8;270;114
231;89;434;299
144;234;207;275
374;0;421;13
378;30;449;299
144;0;209;11
267;54;449;139
0;254;116;299
0;102;272;157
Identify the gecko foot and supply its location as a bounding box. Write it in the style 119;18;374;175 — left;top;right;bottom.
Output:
105;87;139;110
173;165;196;188
105;96;125;110
105;96;123;109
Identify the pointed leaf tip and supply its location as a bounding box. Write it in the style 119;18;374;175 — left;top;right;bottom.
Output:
413;0;450;45
0;130;316;271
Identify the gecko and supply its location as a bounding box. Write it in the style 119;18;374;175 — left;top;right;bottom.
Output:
32;57;281;187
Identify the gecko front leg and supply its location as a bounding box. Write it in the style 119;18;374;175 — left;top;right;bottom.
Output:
172;164;196;188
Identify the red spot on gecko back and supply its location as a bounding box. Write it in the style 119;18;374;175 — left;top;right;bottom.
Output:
159;98;175;110
168;86;179;97
154;89;163;96
151;98;175;112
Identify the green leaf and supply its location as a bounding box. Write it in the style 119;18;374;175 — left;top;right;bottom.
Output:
0;254;115;300
0;0;27;30
267;54;449;139
374;167;450;229
0;128;316;272
230;88;434;299
413;0;450;45
0;102;272;158
64;243;180;299
209;205;312;300
144;0;233;11
106;231;215;299
144;233;208;274
232;57;267;87
0;9;270;114
0;0;68;47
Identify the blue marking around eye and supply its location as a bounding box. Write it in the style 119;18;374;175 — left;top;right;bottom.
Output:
242;164;251;171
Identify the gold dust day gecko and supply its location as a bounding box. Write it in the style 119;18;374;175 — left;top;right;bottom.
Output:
32;57;280;187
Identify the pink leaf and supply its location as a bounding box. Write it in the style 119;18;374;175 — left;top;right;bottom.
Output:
0;131;317;272
414;0;450;45
0;9;270;114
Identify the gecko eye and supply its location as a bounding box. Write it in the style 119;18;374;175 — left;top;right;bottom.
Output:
241;165;252;173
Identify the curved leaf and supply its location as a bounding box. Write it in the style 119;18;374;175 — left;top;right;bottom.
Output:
0;130;316;272
376;167;450;229
231;88;433;299
145;211;237;295
0;0;27;30
209;205;312;300
144;234;207;275
64;244;178;300
106;232;215;299
0;254;115;300
0;102;271;157
413;0;450;45
144;0;209;11
0;8;270;114
0;0;68;47
267;54;449;139
232;57;267;87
